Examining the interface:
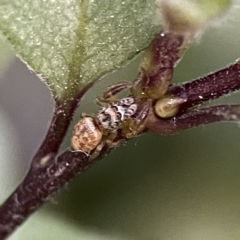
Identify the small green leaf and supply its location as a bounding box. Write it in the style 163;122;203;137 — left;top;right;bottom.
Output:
0;0;158;100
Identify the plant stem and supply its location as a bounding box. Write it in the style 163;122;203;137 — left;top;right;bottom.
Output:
170;60;240;110
0;81;95;239
0;151;88;239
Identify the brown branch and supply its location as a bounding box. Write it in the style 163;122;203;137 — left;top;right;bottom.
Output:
146;60;240;134
31;81;95;167
170;60;240;110
147;105;240;134
0;151;85;239
0;80;96;239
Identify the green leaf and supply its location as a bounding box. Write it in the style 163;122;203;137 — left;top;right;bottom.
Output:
0;0;158;100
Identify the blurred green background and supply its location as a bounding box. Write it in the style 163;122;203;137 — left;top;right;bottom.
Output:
1;6;240;240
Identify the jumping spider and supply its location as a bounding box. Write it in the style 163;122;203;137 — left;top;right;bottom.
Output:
71;31;188;159
71;30;240;160
71;81;186;159
71;82;151;159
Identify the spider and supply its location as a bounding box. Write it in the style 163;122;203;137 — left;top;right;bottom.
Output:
71;29;240;159
71;82;151;159
71;31;188;159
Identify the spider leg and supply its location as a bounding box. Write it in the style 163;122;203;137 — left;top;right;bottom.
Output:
122;99;151;138
105;130;124;148
89;140;105;160
90;130;125;160
96;82;133;106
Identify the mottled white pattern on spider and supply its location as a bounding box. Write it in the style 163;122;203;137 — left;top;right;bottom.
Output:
96;97;137;130
71;96;138;154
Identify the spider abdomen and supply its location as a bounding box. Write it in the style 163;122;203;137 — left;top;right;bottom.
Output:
71;117;103;153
